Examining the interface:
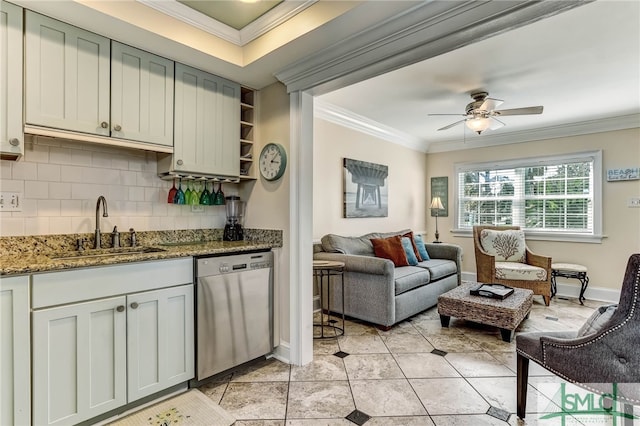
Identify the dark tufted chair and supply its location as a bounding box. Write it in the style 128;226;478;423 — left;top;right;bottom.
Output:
516;253;640;423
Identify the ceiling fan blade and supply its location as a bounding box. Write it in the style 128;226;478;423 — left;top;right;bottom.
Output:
437;120;466;131
493;106;543;116
479;97;503;111
489;117;505;130
427;113;467;117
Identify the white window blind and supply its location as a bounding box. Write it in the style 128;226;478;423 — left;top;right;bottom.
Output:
455;151;602;238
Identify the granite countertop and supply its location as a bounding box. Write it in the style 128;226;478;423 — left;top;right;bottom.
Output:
0;228;282;276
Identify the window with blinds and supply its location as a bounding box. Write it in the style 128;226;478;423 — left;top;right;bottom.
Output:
455;151;602;237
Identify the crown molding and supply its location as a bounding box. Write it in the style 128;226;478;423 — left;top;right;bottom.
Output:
315;99;639;154
276;1;585;94
314;99;427;153
137;0;316;47
427;114;640;153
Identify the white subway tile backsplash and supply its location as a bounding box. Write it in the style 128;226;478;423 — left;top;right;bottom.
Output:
60;165;84;183
25;217;50;235
0;139;227;236
49;147;72;165
25;180;49;199
50;217;72;234
49;182;72;199
0;218;25;236
38;163;61;182
12;161;38;180
0;161;11;180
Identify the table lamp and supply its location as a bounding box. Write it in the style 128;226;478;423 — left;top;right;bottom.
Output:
430;196;444;243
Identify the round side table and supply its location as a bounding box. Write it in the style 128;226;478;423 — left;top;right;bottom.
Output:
313;260;345;338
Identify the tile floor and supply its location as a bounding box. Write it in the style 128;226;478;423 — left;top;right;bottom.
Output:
198;296;636;425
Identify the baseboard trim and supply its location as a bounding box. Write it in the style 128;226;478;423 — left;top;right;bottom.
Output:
461;271;620;303
270;341;291;365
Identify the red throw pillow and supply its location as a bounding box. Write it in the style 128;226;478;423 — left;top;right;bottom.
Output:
402;231;423;262
370;235;409;267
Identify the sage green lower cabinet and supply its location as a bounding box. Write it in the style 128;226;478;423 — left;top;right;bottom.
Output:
0;275;30;426
31;258;194;426
127;285;194;402
32;297;128;426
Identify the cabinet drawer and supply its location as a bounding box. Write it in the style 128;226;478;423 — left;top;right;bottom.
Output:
32;258;193;309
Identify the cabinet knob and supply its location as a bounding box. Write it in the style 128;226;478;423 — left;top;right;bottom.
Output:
176;159;183;166
130;302;139;309
116;305;125;312
101;121;109;129
114;124;122;132
9;138;20;146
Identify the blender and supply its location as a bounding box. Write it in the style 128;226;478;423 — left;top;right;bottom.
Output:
223;196;245;241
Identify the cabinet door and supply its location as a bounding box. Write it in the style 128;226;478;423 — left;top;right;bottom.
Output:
127;284;194;402
0;276;30;426
111;41;174;147
0;1;23;159
174;63;240;176
32;297;127;426
25;11;110;136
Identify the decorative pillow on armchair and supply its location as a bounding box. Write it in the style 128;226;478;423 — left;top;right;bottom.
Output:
370;235;409;267
480;229;526;262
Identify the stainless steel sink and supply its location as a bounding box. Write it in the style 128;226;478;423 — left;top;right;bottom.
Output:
48;246;166;261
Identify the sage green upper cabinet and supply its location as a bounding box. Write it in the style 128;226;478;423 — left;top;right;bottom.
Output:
0;1;24;160
25;11;111;136
111;42;174;147
163;63;240;177
25;12;175;149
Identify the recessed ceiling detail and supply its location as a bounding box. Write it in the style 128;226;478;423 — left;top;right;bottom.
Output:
138;0;316;46
176;0;283;31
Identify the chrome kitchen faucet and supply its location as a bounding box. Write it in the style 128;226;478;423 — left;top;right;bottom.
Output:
94;195;109;249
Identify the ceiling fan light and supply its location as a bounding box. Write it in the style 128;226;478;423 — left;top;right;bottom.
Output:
466;117;491;134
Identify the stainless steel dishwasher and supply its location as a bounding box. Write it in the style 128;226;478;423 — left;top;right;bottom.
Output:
195;250;273;380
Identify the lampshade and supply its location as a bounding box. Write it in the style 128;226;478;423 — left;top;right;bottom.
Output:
430;196;444;210
466;116;492;134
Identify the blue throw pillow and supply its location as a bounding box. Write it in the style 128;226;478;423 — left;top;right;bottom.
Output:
414;234;430;261
400;237;419;266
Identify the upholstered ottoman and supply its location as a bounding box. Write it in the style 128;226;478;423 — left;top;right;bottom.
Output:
438;282;533;342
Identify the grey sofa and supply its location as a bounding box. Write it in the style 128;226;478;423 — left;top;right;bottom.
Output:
313;230;462;328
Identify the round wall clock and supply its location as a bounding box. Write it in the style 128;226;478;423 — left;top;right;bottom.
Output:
259;143;287;181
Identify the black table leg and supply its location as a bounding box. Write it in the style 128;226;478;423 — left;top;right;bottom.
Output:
440;315;450;327
500;328;515;342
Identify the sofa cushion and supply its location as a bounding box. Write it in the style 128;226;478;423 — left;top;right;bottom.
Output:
413;234;430;261
402;231;422;262
495;261;547;281
480;229;526;262
321;233;378;256
401;237;419;266
577;304;618;337
371;236;409;267
417;259;457;281
394;266;431;295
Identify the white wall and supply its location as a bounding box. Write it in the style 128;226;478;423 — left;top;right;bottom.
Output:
313;118;428;239
0;136;229;236
426;128;640;294
240;82;292;346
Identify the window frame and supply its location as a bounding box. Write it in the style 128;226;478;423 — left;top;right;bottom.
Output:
452;150;603;243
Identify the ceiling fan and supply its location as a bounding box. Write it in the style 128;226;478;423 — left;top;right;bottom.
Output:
429;91;543;134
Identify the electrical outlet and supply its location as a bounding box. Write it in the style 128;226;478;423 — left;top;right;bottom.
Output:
191;205;205;213
0;192;23;212
628;197;640;208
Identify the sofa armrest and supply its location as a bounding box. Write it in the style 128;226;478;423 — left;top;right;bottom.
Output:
313;252;394;276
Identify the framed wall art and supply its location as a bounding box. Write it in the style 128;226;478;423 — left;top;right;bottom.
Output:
343;158;388;218
430;176;448;217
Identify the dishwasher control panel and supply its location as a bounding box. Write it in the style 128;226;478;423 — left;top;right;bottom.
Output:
197;251;272;277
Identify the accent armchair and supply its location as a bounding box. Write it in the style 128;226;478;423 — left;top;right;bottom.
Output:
473;225;552;306
516;253;640;423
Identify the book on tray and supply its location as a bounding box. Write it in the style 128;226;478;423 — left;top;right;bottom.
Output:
470;283;514;300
